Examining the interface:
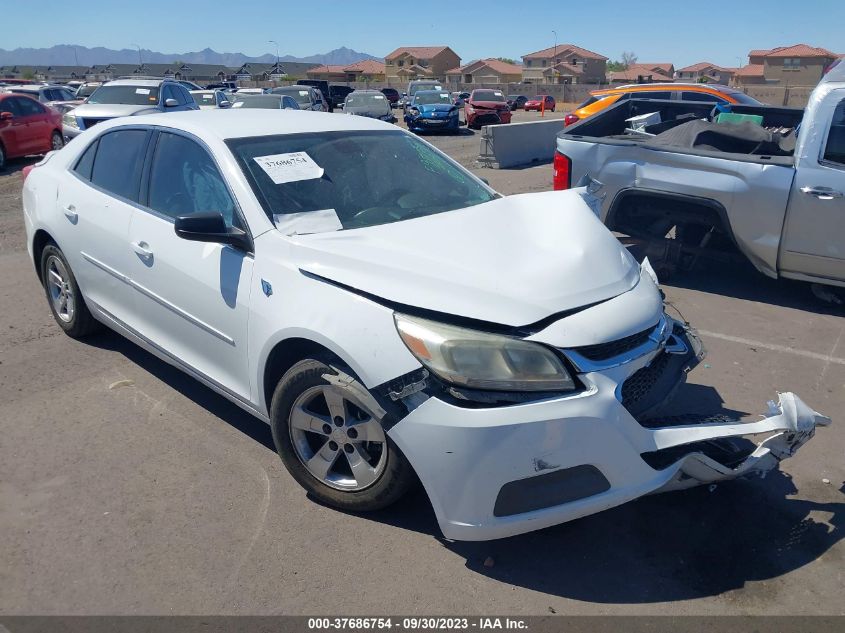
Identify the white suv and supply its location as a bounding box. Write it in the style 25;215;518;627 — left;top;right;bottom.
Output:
22;110;829;541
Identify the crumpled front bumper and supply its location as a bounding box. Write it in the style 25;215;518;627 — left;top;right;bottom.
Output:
388;323;831;541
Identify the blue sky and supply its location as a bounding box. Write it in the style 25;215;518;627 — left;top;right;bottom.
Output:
4;0;844;68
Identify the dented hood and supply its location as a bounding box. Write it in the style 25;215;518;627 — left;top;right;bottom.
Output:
290;190;640;326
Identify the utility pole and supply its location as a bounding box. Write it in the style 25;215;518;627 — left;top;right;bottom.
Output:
269;40;280;70
552;30;558;84
131;43;142;67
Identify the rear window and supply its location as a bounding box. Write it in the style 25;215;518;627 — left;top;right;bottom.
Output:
90;129;149;201
681;92;724;103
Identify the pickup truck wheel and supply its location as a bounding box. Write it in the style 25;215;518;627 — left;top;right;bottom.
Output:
270;358;415;511
40;244;101;338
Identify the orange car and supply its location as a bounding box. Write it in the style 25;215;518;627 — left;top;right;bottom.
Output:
563;83;763;126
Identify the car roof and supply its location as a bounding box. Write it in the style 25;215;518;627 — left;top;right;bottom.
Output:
92;109;394;140
104;79;167;87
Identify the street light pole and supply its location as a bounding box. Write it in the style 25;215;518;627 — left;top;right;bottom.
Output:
552;30;558;85
269;40;280;68
131;43;142;67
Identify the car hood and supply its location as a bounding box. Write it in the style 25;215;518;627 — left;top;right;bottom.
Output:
470;100;508;109
414;103;456;114
289;190;640;326
69;103;153;118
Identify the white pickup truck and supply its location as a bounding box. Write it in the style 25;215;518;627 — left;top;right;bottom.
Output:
554;61;845;286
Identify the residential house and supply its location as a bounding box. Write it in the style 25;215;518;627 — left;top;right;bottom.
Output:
608;63;675;84
521;44;607;84
307;60;386;82
444;58;523;86
231;61;319;81
384;47;461;83
675;62;735;84
734;44;841;86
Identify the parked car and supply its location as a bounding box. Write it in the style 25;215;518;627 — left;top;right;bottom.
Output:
401;80;444;109
298;80;333;111
190;90;232;109
329;85;354;110
74;82;102;100
507;94;528;110
205;82;238;92
524;95;555;112
22;109;829;541
231;94;299;110
380;87;400;107
342;90;396;122
5;84;83;114
233;87;265;95
62;78;198;140
404;90;460;133
0;92;64;170
553;62;845;287
565;83;763;127
177;80;204;92
464;89;512;129
269;86;327;112
451;91;471;108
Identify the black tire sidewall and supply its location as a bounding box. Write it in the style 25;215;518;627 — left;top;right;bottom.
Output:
40;244;97;337
269;357;414;512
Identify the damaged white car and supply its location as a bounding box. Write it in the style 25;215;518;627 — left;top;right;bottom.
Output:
22;110;831;541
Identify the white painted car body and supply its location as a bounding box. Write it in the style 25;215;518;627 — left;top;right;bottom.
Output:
23;110;830;540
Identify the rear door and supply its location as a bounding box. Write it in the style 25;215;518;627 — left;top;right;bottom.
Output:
126;130;253;399
9;97;49;153
0;98;26;158
56;128;150;325
780;95;845;281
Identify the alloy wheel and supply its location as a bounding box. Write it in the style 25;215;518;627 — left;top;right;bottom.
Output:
46;255;75;323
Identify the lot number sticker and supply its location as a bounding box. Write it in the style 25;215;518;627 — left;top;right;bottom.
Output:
254;152;325;184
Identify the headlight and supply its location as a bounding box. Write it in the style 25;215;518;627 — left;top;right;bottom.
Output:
394;313;576;392
62;112;79;129
409;107;420;116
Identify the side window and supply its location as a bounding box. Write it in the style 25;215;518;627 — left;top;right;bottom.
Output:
147;132;237;225
175;86;191;105
823;100;845;166
681;92;723;103
161;85;177;105
14;97;46;116
73;139;99;181
0;98;20;115
90;129;149;201
634;91;672;100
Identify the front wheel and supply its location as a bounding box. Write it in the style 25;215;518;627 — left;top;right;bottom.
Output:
51;131;64;151
270;357;416;511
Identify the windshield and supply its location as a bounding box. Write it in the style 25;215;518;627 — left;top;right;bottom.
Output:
472;90;505;102
228;130;495;232
87;85;160;105
77;85;99;97
413;91;452;105
344;93;389;111
274;87;312;106
409;83;442;96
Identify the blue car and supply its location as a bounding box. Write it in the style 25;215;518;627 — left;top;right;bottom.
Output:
403;90;460;134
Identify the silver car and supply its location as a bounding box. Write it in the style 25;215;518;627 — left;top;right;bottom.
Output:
230;94;300;110
62;78;199;139
190;89;232;110
269;85;327;112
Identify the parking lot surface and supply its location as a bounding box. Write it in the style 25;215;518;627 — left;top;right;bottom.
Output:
1;125;843;615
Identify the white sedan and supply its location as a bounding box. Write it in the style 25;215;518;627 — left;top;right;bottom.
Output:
22;110;830;540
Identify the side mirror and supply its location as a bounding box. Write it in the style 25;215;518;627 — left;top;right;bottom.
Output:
174;212;251;251
164;98;179;107
0;111;13;121
219;100;231;108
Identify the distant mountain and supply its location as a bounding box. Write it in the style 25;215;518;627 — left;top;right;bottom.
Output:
0;45;381;67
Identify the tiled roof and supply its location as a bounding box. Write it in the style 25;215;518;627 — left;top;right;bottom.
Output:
344;59;385;74
763;44;838;58
446;58;522;75
733;64;765;77
609;65;674;82
676;61;726;73
307;65;347;74
637;63;674;74
385;46;453;60
545;62;585;75
522;44;607;61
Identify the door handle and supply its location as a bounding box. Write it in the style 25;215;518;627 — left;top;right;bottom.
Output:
131;240;154;259
800;186;843;200
62;204;78;222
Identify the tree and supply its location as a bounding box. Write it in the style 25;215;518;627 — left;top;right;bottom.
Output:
621;51;638;69
495;57;517;65
607;61;626;72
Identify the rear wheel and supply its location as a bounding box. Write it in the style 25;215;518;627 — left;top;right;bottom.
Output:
270;357;415;511
51;131;64;151
40;244;101;338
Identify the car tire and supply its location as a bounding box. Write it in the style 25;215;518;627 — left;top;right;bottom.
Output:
0;143;5;171
40;243;101;338
51;131;64;151
270;357;416;512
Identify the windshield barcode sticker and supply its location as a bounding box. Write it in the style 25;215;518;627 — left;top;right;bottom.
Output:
254;152;325;184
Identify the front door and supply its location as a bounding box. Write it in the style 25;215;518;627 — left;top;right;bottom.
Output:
126;130;253;400
780;94;845;281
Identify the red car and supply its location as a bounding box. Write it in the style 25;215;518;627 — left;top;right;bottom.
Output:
524;95;556;112
464;89;512;130
0;93;64;170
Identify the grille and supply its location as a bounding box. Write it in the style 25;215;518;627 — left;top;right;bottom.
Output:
573;325;655;361
620;351;672;410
